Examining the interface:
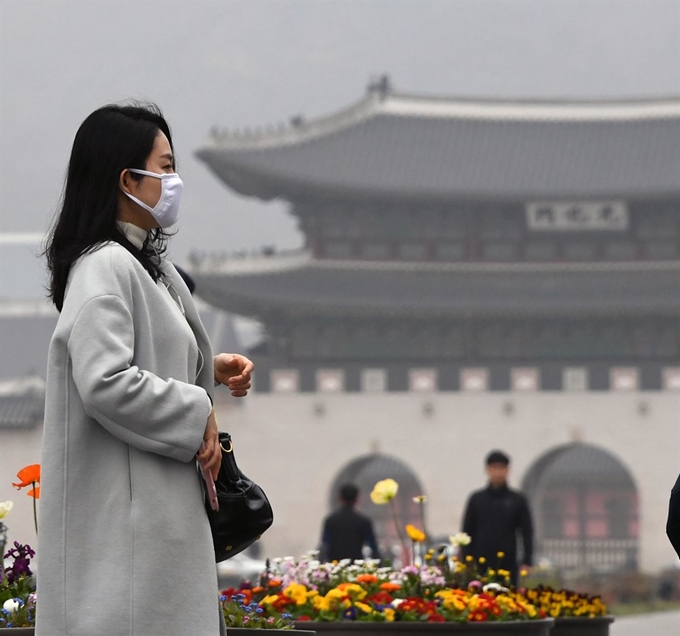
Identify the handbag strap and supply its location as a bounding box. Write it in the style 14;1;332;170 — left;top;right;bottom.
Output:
218;432;242;482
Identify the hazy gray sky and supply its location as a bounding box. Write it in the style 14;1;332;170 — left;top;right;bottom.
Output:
1;0;679;298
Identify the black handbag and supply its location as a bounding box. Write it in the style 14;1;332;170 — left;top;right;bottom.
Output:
204;432;274;563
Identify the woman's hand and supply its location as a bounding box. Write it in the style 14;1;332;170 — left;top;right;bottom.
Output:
197;407;221;480
214;353;254;397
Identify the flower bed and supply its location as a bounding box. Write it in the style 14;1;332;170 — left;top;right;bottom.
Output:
214;555;613;635
226;557;544;625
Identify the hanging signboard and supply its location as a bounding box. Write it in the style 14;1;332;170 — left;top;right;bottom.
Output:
526;202;628;231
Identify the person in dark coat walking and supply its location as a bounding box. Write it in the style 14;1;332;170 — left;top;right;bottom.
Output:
320;484;381;562
667;474;680;557
461;450;533;586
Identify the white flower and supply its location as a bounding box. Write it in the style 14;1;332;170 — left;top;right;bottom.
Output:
0;500;13;520
483;583;509;593
283;556;295;562
2;598;20;614
353;559;365;565
391;599;405;608
449;532;472;547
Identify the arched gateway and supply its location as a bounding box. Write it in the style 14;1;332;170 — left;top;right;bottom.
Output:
522;443;639;572
329;454;425;558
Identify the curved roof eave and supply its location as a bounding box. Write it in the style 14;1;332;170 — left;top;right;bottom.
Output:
196;150;680;203
200;92;680;153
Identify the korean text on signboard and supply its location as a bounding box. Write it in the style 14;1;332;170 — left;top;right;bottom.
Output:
526;202;629;231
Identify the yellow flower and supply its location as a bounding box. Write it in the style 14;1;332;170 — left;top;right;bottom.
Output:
478;557;486;564
355;602;372;614
437;554;446;562
384;608;395;622
261;595;280;605
327;588;347;600
314;596;331;611
336;583;367;600
405;524;426;542
497;551;505;559
284;583;309;605
370;479;399;504
520;568;529;577
0;500;13;520
465;555;473;562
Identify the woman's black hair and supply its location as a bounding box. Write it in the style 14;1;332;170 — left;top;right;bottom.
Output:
45;102;176;311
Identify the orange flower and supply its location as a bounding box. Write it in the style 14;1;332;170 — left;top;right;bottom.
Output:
27;487;40;499
13;464;41;489
356;574;379;584
380;582;402;592
251;586;264;593
268;579;283;588
405;524;426;543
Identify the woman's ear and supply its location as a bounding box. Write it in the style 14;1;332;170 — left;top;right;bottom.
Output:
119;168;133;195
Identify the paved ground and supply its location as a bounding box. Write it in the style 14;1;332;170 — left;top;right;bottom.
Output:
610;610;680;636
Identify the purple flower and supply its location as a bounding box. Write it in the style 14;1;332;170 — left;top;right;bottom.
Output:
3;542;35;584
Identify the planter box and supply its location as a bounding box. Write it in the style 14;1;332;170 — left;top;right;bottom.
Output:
230;631;316;635
551;617;614;636
295;620;555;636
0;630;316;635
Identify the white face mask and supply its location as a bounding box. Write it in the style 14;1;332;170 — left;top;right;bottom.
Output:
122;168;183;228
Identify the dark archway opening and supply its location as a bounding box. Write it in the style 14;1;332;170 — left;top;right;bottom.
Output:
330;453;425;563
522;442;639;572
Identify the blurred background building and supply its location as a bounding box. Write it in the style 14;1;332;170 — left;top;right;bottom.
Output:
190;79;680;572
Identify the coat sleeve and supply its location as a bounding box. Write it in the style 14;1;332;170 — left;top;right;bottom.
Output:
518;495;534;566
68;293;212;462
461;495;476;559
667;474;680;558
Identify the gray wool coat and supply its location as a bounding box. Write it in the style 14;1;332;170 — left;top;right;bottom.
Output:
36;242;227;636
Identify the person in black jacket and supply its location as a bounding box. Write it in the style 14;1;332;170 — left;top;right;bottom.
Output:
461;450;533;586
320;484;381;562
667;474;680;557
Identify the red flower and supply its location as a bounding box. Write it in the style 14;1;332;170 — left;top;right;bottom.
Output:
427;613;446;622
298;615;312;621
469;610;488;622
367;591;394;605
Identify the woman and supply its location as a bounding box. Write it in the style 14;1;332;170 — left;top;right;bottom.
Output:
38;103;253;635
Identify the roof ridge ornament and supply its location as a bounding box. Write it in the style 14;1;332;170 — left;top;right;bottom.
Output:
367;74;392;100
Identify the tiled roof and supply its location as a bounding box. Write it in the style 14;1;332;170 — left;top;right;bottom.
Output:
0;301;57;380
0;377;45;429
197;91;680;200
190;256;680;318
